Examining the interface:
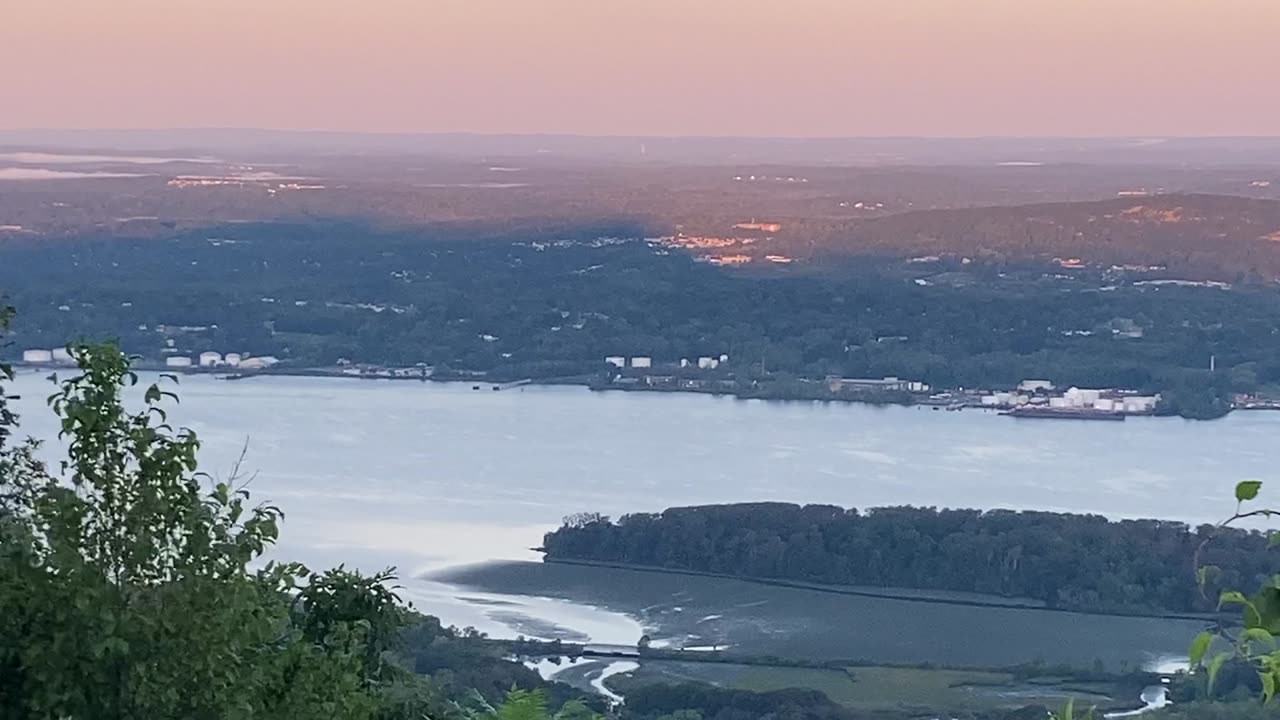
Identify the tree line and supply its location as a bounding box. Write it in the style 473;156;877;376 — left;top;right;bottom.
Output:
543;503;1278;615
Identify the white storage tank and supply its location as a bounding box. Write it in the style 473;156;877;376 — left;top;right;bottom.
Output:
698;357;718;369
198;352;222;367
1049;397;1068;408
224;353;243;367
166;356;193;368
22;349;53;363
1094;398;1115;412
1124;396;1157;413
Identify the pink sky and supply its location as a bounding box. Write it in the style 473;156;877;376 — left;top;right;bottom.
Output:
4;0;1278;136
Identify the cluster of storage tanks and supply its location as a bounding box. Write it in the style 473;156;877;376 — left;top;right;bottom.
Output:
982;386;1158;414
23;349;278;371
165;352;275;370
604;356;652;369
20;348;74;365
1049;389;1158;413
605;354;730;370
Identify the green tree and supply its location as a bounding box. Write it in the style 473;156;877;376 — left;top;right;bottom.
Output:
0;342;419;719
1190;480;1280;704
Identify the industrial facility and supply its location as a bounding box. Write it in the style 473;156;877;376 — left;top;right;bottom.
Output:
982;383;1159;415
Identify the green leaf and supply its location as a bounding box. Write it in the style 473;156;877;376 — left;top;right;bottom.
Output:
1270;532;1280;549
1207;651;1231;695
1189;631;1213;667
1263;671;1276;704
1237;480;1263;502
1242;627;1275;648
1220;590;1250;608
1251;587;1280;633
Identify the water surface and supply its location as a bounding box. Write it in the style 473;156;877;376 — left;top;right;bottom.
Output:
6;371;1267;665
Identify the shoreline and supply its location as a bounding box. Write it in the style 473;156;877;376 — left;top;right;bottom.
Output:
6;361;1236;420
539;557;1219;623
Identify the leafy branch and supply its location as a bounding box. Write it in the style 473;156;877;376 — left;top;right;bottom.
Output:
1189;480;1280;703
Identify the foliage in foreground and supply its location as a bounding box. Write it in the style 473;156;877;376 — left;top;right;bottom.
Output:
0;340;600;719
1186;481;1280;706
0;343;417;717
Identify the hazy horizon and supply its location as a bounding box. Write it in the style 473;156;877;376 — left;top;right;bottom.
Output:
6;0;1280;137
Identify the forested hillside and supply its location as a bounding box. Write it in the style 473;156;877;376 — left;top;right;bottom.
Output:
3;222;1280;418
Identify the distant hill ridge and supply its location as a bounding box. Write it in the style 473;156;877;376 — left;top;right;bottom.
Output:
784;193;1280;279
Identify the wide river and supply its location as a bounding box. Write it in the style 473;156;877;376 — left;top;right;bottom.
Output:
7;370;1276;669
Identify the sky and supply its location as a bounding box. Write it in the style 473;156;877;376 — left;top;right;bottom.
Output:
4;0;1279;137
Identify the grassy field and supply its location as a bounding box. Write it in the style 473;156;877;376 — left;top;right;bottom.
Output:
610;662;1119;713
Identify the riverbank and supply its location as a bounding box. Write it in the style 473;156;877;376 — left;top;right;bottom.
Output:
11;359;1231;421
539;558;1218;623
434;560;1207;670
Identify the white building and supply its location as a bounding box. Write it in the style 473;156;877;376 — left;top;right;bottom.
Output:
238;356;279;370
605;356;626;368
680;358;690;368
165;356;193;368
22;349;53;364
198;352;222;367
224;353;243;367
631;356;652;369
1018;379;1054;393
51;347;73;364
697;357;719;370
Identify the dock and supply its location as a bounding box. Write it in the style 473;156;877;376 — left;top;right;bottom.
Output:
1001;407;1126;421
490;379;532;391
